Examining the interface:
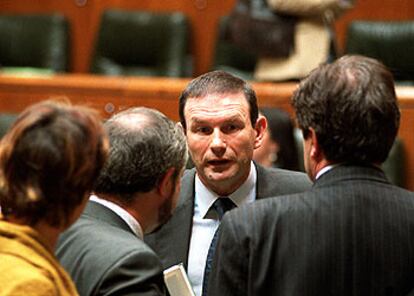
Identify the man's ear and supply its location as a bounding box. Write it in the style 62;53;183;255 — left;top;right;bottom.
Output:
157;167;176;199
309;128;321;161
253;115;267;149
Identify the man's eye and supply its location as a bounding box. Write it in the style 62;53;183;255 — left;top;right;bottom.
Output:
196;127;211;134
223;124;238;133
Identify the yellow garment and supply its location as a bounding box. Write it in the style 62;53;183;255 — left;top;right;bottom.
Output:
0;219;78;296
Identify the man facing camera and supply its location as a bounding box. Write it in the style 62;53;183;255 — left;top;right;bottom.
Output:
207;55;414;296
145;70;312;296
56;107;188;296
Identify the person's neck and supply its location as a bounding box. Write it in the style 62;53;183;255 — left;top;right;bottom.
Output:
8;217;61;250
33;222;61;250
312;159;333;181
94;192;154;234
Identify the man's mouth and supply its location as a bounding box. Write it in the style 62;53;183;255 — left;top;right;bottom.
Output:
207;159;231;166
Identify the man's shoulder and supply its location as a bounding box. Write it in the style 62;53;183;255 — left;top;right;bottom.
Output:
260;165;309;179
57;214;164;296
181;168;196;184
176;168;197;206
57;208;159;267
61;212;150;249
256;164;312;197
218;193;304;240
57;213;162;283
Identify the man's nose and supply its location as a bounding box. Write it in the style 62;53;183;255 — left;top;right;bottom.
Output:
210;129;226;156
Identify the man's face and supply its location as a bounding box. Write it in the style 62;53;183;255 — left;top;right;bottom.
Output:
184;92;264;195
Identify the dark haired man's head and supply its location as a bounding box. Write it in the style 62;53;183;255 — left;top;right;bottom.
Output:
179;70;259;130
180;70;267;196
292;55;400;170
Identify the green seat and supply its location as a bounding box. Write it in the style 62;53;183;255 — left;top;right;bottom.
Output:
0;13;69;73
211;16;257;81
345;21;414;84
0;113;18;139
90;9;191;77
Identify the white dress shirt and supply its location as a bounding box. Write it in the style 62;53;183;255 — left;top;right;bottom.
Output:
187;163;257;296
315;164;339;180
90;194;144;239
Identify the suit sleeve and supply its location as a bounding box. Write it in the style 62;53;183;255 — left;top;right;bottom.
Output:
206;213;249;296
96;249;166;296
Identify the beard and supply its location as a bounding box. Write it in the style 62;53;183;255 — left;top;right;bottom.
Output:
147;174;180;234
146;197;173;235
157;194;173;227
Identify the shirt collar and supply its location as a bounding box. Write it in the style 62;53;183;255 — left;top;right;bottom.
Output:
90;194;144;239
195;161;257;218
315;164;340;180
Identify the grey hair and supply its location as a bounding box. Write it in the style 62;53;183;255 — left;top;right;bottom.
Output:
93;107;187;201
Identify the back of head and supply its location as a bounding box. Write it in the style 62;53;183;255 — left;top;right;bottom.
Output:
292;55;400;164
93;107;187;203
179;70;258;129
0;101;108;227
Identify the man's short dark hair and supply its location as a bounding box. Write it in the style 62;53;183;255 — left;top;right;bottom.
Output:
93;107;187;202
292;55;400;164
179;70;259;130
0;101;108;227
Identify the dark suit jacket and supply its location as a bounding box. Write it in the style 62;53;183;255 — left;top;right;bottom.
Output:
145;164;311;269
56;201;166;296
207;165;414;296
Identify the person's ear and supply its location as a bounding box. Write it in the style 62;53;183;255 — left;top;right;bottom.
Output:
309;128;321;161
157;167;176;199
253;115;267;149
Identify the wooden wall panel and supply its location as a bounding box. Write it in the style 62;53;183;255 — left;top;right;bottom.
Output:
1;0;413;75
1;75;414;189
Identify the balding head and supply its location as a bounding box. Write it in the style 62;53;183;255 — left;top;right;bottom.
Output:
93;107;187;203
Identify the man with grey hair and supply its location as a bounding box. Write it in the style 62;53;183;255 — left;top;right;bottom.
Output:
56;107;187;296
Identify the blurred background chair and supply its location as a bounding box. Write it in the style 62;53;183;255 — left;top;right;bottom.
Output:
345;20;414;85
90;9;191;77
211;15;257;81
0;13;69;74
0;113;17;139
